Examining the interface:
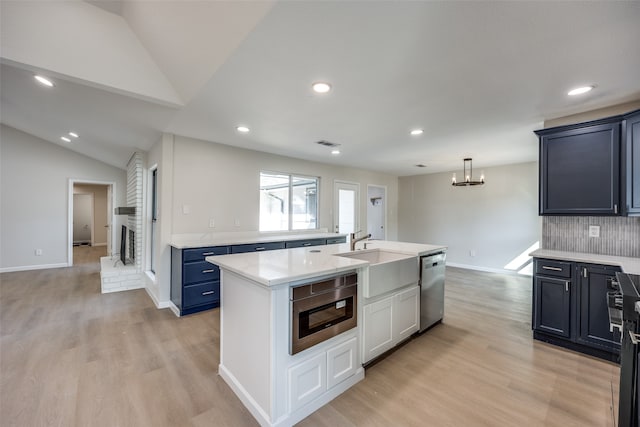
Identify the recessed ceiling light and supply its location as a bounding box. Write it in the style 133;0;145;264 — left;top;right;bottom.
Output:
68;132;79;138
410;129;424;136
236;126;250;133
34;75;54;87
312;82;331;94
568;85;594;96
331;149;340;155
60;136;71;142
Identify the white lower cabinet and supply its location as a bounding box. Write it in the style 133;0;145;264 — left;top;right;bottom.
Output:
363;285;419;363
288;336;359;413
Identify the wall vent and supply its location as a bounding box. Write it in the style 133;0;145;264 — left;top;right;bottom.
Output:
315;140;340;148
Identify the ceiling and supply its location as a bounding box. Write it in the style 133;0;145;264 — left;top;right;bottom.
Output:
1;1;639;176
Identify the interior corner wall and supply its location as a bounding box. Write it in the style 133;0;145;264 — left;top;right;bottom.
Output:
398;161;541;273
0;124;127;271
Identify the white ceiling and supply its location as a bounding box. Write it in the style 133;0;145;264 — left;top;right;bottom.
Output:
1;1;639;175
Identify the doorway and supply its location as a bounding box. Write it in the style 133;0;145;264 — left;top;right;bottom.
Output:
367;185;387;240
68;179;115;266
333;181;359;237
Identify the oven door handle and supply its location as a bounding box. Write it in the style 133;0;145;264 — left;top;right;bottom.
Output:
629;330;640;345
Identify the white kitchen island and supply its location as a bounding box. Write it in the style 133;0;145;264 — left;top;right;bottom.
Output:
207;241;446;427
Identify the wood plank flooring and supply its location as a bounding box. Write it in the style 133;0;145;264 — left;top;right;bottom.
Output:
1;249;619;426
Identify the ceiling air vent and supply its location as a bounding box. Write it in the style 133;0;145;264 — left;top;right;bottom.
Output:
315;140;340;148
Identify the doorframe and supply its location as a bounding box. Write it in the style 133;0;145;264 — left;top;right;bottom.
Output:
68;179;116;267
333;180;360;235
367;184;388;240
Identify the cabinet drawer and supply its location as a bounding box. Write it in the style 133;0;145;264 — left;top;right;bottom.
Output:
326;236;347;245
535;259;572;278
183;246;229;262
285;239;326;248
183;282;219;308
184;261;220;283
231;241;285;253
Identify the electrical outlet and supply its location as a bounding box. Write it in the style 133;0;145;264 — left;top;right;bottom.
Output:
209;218;215;228
469;249;476;257
35;249;43;256
234;219;241;227
182;205;191;215
589;225;600;238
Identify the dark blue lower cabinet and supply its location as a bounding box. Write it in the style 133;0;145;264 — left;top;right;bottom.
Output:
533;275;571;338
230;241;286;253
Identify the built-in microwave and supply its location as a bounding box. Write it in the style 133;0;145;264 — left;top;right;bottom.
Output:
290;273;358;355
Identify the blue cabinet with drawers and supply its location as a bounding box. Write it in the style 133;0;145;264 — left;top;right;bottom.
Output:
171;245;229;316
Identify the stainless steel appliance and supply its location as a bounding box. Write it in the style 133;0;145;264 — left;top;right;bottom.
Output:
290;272;358;355
612;272;640;427
419;252;446;333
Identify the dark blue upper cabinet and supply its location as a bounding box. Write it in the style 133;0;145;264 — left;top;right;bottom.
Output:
536;117;621;216
622;110;640;216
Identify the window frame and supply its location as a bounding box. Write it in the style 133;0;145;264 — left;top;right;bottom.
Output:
259;171;320;232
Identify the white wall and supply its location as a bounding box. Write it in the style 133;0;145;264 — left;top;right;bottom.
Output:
0;125;127;271
398;161;541;273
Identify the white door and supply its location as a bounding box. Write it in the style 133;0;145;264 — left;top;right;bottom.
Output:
106;184;113;256
73;194;93;244
367;185;386;240
393;286;420;342
362;296;394;363
333;181;359;236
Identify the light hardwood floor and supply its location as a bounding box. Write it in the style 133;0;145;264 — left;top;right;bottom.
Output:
1;248;619;426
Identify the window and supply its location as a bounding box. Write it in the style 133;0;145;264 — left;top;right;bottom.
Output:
260;172;318;231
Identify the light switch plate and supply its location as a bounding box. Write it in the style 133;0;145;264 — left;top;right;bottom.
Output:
182;205;191;214
588;225;600;238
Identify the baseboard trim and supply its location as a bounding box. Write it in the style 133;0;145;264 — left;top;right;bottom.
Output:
0;263;69;273
446;262;532;276
93;243;107;247
143;286;172;310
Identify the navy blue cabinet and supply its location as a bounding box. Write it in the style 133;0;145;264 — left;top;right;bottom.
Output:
171;245;229;316
285;238;326;248
533;258;620;360
231;241;286;253
326;236;347;245
533;259;572;338
536;118;621;215
622;110;640;215
576;263;621;353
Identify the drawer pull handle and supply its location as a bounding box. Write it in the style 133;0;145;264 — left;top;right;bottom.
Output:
255;247;266;251
542;266;562;271
202;269;215;274
303;243;311;246
565;281;570;292
202;291;215;296
202;252;215;256
630;330;640;345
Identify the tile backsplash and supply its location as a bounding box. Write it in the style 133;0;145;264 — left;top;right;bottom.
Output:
542;216;640;257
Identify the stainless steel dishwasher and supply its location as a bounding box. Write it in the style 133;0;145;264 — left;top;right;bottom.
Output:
419;252;446;332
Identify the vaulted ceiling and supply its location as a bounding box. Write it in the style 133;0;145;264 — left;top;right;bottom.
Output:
2;1;639;175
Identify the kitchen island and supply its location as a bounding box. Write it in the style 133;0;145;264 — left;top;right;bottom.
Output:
208;240;445;427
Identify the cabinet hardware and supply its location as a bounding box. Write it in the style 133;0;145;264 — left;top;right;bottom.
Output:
583;268;587;278
255;247;266;251
303;243;311;246
542;266;562;271
202;290;215;296
202;269;215;274
202;252;215;256
565;281;570;292
630;330;640;345
614;204;618;214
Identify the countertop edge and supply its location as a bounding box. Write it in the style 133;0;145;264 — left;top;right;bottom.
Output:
530;249;640;275
170;232;348;249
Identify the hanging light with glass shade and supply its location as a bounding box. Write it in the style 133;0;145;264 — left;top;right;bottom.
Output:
451;158;485;186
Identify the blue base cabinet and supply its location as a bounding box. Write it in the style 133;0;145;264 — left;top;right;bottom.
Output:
171;235;347;316
532;258;620;361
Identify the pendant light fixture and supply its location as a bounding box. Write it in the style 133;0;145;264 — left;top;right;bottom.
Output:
452;158;485;186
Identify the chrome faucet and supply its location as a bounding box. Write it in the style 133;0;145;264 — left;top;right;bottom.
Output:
350;231;371;251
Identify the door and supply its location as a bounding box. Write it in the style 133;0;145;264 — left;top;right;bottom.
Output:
394;286;419;342
363;296;394;363
73;193;93;245
533;275;571;338
106;184;113;256
576;264;621;352
367;185;386;240
334;181;359;236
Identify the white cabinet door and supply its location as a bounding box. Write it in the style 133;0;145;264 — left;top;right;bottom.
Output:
394;285;419;343
363;295;394;363
288;353;327;413
327;337;358;389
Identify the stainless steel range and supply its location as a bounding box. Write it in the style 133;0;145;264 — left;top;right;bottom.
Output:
610;272;640;427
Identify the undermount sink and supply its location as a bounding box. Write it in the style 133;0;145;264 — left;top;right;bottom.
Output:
336;249;419;298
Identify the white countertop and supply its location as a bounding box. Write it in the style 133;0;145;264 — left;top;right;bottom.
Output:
207;240;447;287
530;249;640;275
170;231;346;249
